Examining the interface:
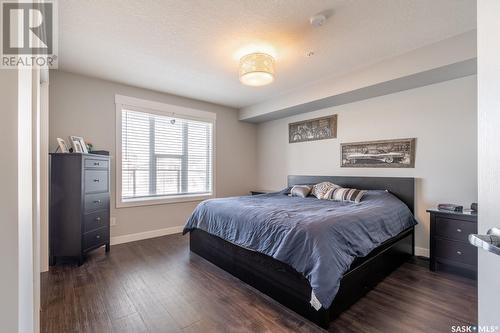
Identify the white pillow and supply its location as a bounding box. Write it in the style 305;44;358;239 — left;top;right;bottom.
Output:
290;185;312;198
311;182;340;200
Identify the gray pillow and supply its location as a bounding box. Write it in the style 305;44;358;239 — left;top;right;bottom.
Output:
290;185;312;198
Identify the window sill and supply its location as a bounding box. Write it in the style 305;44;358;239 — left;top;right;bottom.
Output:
116;193;213;208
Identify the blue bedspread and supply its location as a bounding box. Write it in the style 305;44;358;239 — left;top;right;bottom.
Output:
183;190;416;309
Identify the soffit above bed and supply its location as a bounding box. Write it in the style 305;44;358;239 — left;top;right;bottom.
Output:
239;31;477;123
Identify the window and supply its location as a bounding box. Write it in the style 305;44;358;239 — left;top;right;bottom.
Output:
116;95;215;207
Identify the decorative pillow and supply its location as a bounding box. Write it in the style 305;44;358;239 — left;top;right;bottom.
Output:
290;185;312;198
330;188;367;203
311;182;340;200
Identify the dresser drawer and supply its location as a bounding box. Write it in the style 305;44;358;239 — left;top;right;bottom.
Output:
435;238;477;267
83;227;109;252
84;158;109;169
435;217;477;243
84;193;110;213
84;170;109;193
83;211;109;233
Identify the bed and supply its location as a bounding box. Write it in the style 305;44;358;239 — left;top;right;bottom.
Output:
184;175;416;328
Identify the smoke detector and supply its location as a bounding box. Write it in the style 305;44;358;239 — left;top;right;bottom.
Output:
310;14;327;27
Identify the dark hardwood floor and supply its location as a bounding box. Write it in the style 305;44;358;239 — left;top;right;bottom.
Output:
41;233;477;333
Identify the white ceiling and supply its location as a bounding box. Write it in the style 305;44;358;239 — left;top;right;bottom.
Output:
59;0;476;109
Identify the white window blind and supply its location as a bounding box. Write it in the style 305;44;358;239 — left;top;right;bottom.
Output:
120;108;213;203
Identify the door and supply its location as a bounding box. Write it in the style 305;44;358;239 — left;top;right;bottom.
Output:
478;0;500;327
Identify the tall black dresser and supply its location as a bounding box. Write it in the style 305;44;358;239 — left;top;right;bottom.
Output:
49;153;111;265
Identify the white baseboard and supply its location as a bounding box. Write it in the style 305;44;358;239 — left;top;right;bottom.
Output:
415;246;430;258
110;225;184;245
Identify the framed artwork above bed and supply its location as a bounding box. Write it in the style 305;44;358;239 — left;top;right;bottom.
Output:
289;115;337;143
341;138;416;168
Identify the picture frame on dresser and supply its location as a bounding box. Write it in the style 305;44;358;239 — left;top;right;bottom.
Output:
56;138;69;153
69;135;89;154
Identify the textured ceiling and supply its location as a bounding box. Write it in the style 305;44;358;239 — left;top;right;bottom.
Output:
58;0;476;108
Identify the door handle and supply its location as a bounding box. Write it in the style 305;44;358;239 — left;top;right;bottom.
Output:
469;228;500;256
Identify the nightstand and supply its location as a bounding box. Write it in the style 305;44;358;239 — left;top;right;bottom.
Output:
250;190;274;195
427;209;477;278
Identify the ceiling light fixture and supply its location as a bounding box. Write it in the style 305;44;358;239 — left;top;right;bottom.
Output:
239;52;275;87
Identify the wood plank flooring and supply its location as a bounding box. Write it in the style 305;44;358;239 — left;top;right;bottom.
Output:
41;233;477;333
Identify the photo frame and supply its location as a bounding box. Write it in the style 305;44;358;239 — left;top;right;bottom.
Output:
289;115;337;143
69;136;88;154
56;138;69;153
340;138;416;168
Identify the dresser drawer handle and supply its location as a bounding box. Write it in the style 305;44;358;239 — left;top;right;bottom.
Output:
93;200;102;204
94;162;100;166
96;235;101;239
456;228;462;233
93;179;100;182
457;250;462;255
95;217;101;222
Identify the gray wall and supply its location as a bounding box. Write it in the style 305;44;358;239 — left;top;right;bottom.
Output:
256;75;477;254
49;71;257;239
49;71;478;257
478;0;500;326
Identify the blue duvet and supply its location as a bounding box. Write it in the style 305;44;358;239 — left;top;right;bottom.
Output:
183;189;416;309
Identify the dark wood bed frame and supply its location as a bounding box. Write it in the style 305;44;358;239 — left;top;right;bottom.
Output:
189;176;415;329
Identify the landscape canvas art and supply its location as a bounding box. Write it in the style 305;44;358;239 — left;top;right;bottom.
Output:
341;138;416;168
289;115;337;143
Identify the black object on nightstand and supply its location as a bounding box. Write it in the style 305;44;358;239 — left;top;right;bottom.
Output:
49;153;111;266
427;208;477;278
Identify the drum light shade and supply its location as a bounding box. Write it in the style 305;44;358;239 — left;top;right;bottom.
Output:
239;53;275;86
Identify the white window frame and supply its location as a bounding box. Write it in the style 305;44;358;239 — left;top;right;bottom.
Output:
115;94;216;208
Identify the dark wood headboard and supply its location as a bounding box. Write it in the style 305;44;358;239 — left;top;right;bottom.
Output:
287;175;415;213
